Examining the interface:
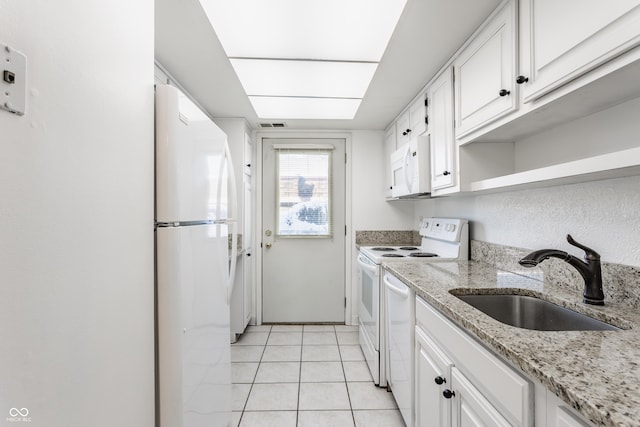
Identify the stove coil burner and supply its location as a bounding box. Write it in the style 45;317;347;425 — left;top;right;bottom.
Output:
372;247;396;251
382;254;405;258
399;246;419;251
409;252;439;258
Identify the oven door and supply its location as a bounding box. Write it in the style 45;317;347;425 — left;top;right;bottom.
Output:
356;252;381;385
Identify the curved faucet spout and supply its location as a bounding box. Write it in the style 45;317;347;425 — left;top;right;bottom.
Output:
518;235;605;305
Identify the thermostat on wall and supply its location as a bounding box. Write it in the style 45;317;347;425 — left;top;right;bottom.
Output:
1;43;26;116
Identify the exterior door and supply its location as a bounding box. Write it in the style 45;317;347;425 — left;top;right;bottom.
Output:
262;138;346;323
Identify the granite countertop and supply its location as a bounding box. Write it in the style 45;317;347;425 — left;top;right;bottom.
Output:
384;260;640;427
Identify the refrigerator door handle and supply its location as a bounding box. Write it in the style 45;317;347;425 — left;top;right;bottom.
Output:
225;143;239;304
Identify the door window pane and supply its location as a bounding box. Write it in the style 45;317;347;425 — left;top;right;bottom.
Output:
276;149;332;237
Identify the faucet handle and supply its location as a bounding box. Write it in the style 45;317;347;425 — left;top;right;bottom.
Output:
567;234;600;261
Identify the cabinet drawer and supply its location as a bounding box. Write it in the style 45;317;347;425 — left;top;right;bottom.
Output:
416;296;532;427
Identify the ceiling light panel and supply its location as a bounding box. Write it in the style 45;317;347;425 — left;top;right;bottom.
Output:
230;59;378;99
199;0;408;61
249;96;361;120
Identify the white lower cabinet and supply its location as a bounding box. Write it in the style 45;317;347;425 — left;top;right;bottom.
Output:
451;366;511;427
415;327;452;427
415;295;532;427
414;295;597;427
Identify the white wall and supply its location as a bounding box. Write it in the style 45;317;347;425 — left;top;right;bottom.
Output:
351;130;416;231
415;98;640;267
0;2;155;426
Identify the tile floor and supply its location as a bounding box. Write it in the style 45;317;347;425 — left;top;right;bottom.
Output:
231;324;405;427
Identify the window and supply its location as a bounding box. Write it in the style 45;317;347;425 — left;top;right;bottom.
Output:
276;148;333;237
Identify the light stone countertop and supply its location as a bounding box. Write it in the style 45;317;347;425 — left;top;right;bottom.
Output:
383;260;640;427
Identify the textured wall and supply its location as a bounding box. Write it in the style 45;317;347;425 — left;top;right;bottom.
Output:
418;172;640;267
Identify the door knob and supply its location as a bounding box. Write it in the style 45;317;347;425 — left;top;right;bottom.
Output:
265;243;272;249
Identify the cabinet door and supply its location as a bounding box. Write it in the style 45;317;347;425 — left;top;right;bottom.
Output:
428;68;456;190
521;0;640;103
396;110;411;146
409;96;427;137
415;327;452;427
450;367;511;427
384;125;396;197
454;0;517;138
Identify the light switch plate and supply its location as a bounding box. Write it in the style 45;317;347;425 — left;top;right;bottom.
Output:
1;43;26;116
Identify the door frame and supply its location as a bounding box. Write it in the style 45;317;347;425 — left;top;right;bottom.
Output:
253;131;354;325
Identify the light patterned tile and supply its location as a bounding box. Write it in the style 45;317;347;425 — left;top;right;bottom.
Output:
234;332;269;346
301;345;340;362
298;382;351;410
300;361;345;382
232;362;259;383
261;345;301;362
303;325;336;332
271;324;303;332
232;383;251;411
231;411;242;427
303;332;337;345
339;345;365;361
337;331;360;345
245;383;299;411
267;332;303;346
231;345;264;362
352;409;405;427
348;382;397;410
254;362;300;383
335;325;359;332
246;325;272;332
298;410;355;427
239;411;296;427
343;361;373;382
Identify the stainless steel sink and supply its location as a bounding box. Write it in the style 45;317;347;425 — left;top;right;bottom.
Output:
452;293;620;331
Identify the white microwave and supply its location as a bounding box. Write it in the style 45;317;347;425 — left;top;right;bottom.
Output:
390;137;431;198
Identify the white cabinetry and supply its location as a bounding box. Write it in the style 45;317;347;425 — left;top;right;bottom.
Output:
427;67;456;192
384;125;396;197
214;119;254;339
409;97;428;138
450;367;511;427
415;295;532;427
395;97;427;148
414;327;451;427
454;0;517;138
385;272;415;427
396;110;412;147
545;389;594;427
521;0;640;103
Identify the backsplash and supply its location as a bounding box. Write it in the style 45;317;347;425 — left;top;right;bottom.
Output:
472;240;640;309
355;230;420;246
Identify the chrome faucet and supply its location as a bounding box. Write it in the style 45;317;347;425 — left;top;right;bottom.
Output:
518;235;605;305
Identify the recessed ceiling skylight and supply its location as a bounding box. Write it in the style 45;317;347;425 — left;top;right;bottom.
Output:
199;0;408;119
249;97;362;120
229;59;378;99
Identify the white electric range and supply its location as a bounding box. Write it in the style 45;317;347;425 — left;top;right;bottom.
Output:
356;218;469;387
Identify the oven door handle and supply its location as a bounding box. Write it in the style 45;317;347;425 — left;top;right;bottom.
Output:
357;254;379;275
384;275;410;298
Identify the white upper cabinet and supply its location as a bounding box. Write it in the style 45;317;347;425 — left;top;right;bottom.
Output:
384;124;397;198
409;96;428;137
427;68;456;191
454;0;517;138
521;0;640;103
396;96;428;147
396;110;412;146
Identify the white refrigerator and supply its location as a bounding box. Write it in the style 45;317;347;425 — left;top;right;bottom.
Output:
155;84;237;427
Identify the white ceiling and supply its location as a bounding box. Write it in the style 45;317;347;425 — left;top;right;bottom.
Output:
155;0;501;131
